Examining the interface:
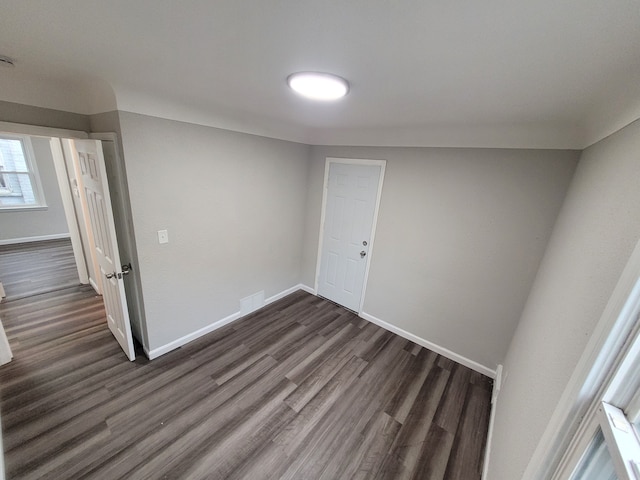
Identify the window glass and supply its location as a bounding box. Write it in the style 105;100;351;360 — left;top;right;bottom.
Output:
572;430;619;480
0;137;44;208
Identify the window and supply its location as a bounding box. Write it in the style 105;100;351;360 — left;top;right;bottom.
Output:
526;238;640;480
597;402;640;478
570;371;640;479
567;294;640;479
0;135;46;210
572;429;618;480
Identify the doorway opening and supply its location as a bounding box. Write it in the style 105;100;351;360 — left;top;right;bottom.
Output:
0;124;136;362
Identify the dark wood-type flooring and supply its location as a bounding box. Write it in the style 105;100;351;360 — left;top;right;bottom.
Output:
0;243;492;480
0;239;79;301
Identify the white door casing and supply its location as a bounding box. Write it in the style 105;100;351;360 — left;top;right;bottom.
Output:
72;139;135;361
316;158;386;312
49;138;90;286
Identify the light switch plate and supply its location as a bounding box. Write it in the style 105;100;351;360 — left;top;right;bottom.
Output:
157;229;169;244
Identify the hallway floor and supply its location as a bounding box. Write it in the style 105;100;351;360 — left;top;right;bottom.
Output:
0;239;78;301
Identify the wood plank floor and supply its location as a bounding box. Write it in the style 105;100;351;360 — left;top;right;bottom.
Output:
0;282;492;479
0;239;79;301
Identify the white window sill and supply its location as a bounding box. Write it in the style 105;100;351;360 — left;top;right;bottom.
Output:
0;205;48;212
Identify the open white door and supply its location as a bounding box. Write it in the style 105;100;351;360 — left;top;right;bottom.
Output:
71;139;135;361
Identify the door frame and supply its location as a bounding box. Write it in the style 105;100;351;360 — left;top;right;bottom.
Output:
0;122;138;355
50;137;92;286
90;132;147;349
314;157;386;313
0;122;90;285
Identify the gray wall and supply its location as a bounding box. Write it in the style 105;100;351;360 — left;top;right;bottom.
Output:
0;137;70;242
118;112;311;351
89;111;121;135
0;100;90;132
487;119;640;479
303;146;579;370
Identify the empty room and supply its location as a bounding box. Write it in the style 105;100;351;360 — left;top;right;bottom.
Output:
1;1;639;479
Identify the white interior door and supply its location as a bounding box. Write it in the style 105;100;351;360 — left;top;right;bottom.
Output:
317;160;384;312
60;139;102;294
72;139;135;361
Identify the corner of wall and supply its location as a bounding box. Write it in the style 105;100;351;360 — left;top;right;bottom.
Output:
482;364;503;479
359;310;497;379
299;146;325;288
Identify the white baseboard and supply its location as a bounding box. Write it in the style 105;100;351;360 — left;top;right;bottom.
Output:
298;284;316;295
145;309;242;360
359;311;496;379
146;283;315;360
0;318;13;366
265;284;304;304
482;364;503;479
0;233;71;246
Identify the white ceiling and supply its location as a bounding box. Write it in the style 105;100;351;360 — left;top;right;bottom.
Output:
1;0;639;148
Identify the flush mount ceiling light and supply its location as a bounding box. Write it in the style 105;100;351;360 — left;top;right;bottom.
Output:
287;72;349;101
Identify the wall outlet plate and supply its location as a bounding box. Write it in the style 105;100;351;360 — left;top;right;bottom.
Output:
157;229;169;244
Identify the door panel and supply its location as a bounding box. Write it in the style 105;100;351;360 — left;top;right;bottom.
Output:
72;139;135;361
317;162;383;311
62;141;102;294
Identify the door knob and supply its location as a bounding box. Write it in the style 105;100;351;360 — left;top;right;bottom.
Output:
106;264;132;280
360;251;367;258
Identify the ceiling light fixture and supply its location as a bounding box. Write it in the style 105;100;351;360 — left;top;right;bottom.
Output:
0;55;15;68
287;72;349;101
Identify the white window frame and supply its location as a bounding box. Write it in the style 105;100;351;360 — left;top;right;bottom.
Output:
560;283;640;480
598;402;640;478
522;237;640;480
0;133;47;211
589;309;640;479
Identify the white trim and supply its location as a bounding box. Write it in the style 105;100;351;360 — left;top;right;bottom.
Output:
0;133;47;210
145;310;243;360
89;132;118;143
524;236;640;480
0;318;12;366
298;284;316;295
0;205;48;213
312;159;333;294
0;233;70;245
88;278;100;295
146;284;315;360
21;135;46;208
313;157;387;313
0;121;88;140
359;310;496;378
598;402;640;479
482;364;503;479
264;284;305;304
626;381;640;426
49;138;89;285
